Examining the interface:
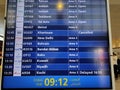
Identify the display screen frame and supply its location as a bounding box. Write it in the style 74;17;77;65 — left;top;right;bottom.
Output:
1;0;114;90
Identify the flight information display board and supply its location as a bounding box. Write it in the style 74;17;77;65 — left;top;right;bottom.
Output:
2;0;113;89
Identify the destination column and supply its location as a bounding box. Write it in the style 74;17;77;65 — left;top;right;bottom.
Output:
36;0;69;75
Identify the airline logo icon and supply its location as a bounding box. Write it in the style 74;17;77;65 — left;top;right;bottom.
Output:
16;23;23;28
16;17;23;22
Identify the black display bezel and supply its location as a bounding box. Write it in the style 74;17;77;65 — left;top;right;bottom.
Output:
1;0;113;90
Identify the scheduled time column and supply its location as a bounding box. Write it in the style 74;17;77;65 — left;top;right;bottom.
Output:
4;0;17;76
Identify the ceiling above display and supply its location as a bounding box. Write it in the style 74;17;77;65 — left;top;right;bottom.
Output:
110;0;120;4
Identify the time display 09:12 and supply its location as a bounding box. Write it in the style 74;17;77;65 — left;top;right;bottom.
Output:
34;78;68;87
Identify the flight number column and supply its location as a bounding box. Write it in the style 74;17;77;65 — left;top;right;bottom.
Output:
21;0;36;76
